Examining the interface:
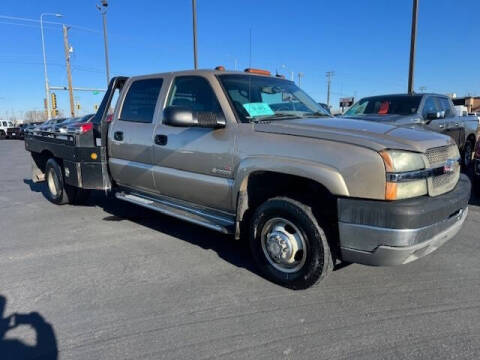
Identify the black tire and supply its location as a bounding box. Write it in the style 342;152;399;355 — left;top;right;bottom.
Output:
462;140;474;170
474;173;480;197
45;158;77;205
249;197;333;290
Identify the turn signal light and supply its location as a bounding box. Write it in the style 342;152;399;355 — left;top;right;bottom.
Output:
244;68;271;76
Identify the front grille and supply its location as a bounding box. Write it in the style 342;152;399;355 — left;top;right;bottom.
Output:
425;145;457;167
425;145;460;196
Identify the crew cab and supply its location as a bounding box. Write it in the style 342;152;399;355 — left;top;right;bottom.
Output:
344;94;479;168
24;69;470;289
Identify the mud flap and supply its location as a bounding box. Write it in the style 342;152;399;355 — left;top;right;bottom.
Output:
32;158;45;183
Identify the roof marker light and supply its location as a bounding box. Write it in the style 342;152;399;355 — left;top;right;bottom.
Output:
244;68;271;76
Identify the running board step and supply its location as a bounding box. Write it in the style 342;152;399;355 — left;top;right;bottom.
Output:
115;191;235;234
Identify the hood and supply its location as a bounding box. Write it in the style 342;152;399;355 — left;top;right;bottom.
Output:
253;117;454;153
343;113;422;125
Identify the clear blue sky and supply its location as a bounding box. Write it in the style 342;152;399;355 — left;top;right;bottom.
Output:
0;0;479;118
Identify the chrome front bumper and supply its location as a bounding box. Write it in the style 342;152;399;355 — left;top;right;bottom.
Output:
339;207;468;266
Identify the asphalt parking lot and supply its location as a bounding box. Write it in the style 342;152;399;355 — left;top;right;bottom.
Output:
0;139;479;360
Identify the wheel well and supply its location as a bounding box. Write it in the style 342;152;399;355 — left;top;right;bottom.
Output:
32;150;55;173
237;171;338;244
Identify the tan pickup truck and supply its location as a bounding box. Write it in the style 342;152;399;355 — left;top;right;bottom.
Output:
25;69;470;289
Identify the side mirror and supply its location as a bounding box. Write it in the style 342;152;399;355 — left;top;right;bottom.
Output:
163;106;226;128
425;112;442;123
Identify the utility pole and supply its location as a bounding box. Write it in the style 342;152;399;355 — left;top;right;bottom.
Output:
97;0;110;85
297;72;304;87
40;12;63;120
408;0;419;94
326;71;335;107
63;25;75;117
192;0;198;69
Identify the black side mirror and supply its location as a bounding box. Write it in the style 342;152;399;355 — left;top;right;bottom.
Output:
163;106;226;128
424;112;441;124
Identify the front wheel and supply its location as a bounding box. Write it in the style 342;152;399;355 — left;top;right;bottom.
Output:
249;197;333;290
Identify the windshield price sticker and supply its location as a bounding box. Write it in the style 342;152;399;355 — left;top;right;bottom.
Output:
242;102;275;117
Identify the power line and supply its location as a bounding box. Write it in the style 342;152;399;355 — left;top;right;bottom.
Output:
0;15;100;33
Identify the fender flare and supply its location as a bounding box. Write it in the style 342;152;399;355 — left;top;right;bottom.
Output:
232;156;349;234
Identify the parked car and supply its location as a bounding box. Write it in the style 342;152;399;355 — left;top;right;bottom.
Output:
55;114;95;133
24;70;470;289
474;141;480;195
344;94;479;168
35;118;68;133
0;120;20;139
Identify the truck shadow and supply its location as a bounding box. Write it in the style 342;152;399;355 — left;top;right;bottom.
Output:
23;179;49;197
0;295;58;360
95;192;261;277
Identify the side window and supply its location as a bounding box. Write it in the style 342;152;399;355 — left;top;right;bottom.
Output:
168;76;221;113
422;97;440;118
120;78;163;123
2;122;6;127
437;97;453;117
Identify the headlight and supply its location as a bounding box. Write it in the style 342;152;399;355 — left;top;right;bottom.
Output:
380;150;426;172
380;150;428;200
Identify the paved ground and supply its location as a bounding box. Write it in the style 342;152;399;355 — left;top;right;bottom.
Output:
0;139;479;360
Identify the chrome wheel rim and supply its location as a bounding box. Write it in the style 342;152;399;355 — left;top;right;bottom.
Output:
47;169;59;197
260;217;307;273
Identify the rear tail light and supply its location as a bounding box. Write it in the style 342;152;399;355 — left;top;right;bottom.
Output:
73;122;93;134
106;114;113;123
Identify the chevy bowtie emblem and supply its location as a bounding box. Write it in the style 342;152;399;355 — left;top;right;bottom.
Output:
443;159;457;174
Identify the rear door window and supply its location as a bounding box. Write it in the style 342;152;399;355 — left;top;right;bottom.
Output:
120;78;163;123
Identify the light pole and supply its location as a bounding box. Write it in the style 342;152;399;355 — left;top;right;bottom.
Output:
40;12;63;120
97;0;110;85
226;54;238;71
297;72;304;87
192;0;198;69
408;0;419;94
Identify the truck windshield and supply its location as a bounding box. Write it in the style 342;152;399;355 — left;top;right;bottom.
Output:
218;74;329;123
345;95;422;117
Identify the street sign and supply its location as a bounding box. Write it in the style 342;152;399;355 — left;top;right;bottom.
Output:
340;97;354;108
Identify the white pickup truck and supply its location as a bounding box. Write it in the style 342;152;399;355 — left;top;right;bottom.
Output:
0;120;20;139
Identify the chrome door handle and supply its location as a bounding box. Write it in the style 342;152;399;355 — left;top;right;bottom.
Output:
439;124;444;128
